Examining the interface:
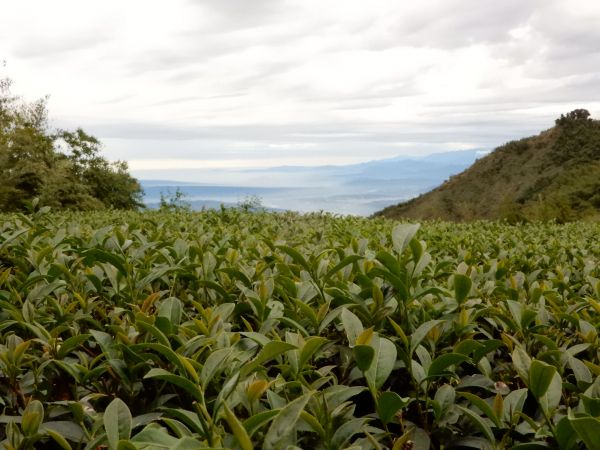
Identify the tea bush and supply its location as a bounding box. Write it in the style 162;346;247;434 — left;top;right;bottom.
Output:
1;209;599;449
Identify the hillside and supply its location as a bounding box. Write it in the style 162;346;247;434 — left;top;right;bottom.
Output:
377;109;600;222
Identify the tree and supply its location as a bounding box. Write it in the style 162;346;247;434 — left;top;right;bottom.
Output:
58;128;144;209
555;108;591;126
0;71;143;211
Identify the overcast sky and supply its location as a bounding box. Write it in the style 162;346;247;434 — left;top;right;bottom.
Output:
1;0;599;172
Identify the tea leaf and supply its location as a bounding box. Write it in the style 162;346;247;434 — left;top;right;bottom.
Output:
264;393;312;450
104;398;132;450
392;223;420;255
377;391;410;425
365;335;397;390
529;360;556;399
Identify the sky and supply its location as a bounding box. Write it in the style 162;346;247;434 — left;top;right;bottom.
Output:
1;0;600;174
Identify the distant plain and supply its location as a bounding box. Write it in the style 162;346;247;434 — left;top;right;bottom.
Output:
137;150;480;215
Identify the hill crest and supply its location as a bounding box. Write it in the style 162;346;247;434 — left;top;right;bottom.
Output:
377;110;600;222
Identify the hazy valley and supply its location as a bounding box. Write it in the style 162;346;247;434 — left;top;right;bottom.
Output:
138;149;480;215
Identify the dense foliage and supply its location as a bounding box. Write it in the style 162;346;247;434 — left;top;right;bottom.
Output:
0;75;143;212
1;209;600;449
378;109;600;222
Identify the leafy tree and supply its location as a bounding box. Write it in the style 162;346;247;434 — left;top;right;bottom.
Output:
555;108;591;125
0;71;143;211
158;187;191;211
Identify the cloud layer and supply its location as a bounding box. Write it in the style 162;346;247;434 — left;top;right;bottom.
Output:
1;0;599;170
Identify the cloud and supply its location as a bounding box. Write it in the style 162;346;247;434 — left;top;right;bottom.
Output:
1;0;599;171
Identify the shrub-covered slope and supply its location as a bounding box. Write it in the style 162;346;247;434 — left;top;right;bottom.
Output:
377;110;600;222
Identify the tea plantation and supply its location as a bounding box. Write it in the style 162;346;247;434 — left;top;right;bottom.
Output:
1;208;600;449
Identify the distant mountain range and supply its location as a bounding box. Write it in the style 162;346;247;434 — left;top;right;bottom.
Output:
377;110;600;222
139;149;481;216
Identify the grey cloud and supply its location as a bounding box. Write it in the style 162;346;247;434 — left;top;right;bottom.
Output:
6;0;599;171
189;0;289;30
486;4;600;78
332;101;393;111
364;0;543;51
13;32;111;59
147;92;247;107
269;78;423;108
99;94;137;105
84;114;544;150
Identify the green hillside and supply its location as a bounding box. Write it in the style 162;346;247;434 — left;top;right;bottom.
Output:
377;109;600;222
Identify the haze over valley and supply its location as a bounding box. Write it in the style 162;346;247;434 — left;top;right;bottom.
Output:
137;150;480;215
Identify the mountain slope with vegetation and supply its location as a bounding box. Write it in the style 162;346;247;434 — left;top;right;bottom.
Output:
377;109;600;222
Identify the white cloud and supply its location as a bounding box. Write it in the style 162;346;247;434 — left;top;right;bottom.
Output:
1;0;599;172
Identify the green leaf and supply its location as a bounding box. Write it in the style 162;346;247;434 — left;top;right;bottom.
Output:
200;348;231;386
569;414;600;450
392;223;420;254
243;410;280;437
502;388;528;424
323;385;367;411
131;423;179;447
144;368;203;402
410;320;444;355
90;329;118;359
433;384;455;420
365;335;397;391
331;418;368;449
276;245;311;272
224;404;253;450
171;437;214;450
454;339;484;356
117;441;137;450
458;392;501;428
568;355;592;384
83;248;127;275
159;408;205;435
158;297;183;330
263;393;312;450
42;421;85;444
129;343;187;375
135;320;171;347
298;337;327;372
555;416;578;450
324;255;363;282
135;266;178;292
340;308;364;347
539;371;562;415
581;394;600;417
56;334;91;359
428;353;470;377
456;405;496;444
453;274;472;304
377;391;410;425
509;443;552;450
369;266;408;302
45;428;73;450
241;341;297;378
21;400;44;436
529;360;556;399
511;347;532;384
197;280;231;301
104;398;132;450
299;411;325;439
353;345;375;372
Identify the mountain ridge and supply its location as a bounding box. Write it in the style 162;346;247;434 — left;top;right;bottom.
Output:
137;150;480;215
376;110;600;222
